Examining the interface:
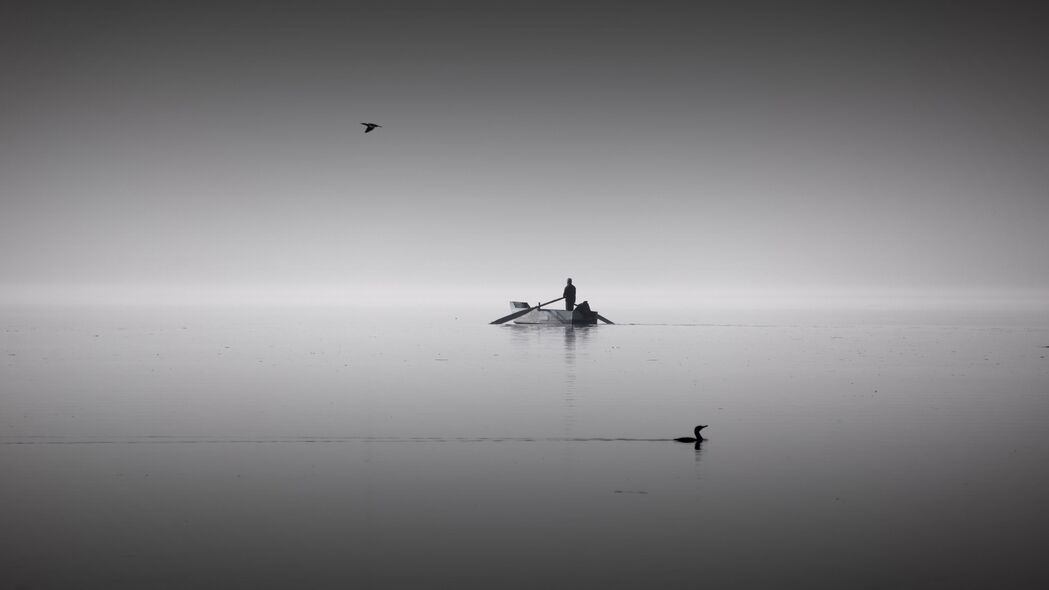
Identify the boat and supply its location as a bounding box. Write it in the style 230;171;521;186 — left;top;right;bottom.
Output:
489;296;614;325
504;300;603;325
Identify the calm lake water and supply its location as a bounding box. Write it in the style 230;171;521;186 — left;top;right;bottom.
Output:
2;305;1048;588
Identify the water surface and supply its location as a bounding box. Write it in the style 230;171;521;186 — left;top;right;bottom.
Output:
2;305;1048;588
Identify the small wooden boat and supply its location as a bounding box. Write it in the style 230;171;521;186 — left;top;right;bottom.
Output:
503;300;607;325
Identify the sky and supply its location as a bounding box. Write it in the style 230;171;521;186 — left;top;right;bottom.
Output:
1;1;1047;305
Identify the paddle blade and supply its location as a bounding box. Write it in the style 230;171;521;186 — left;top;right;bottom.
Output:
490;307;534;325
490;296;565;325
596;314;614;325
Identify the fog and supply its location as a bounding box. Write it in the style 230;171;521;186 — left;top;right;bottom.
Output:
2;2;1047;303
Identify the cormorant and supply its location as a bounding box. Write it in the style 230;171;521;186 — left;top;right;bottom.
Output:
362;123;382;133
674;425;708;443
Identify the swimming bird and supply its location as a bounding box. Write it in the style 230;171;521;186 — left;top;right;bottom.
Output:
361;123;382;133
674;425;708;443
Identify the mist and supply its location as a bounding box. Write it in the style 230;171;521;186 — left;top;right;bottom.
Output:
2;2;1047;304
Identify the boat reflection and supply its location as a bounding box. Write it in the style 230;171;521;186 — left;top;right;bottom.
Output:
504;325;596;437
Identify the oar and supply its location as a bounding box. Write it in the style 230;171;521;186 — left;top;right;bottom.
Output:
595;314;614;325
490;297;565;325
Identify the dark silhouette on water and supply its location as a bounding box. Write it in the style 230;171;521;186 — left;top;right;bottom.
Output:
674;425;708;443
563;278;576;311
361;123;382;133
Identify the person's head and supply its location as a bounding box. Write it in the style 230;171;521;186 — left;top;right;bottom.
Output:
566;278;572;285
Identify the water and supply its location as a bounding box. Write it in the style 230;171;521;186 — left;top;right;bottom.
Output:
2;305;1048;588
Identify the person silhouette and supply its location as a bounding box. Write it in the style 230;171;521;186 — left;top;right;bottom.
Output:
563;278;576;310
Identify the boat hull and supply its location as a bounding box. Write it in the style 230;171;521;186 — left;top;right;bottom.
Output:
511;304;599;325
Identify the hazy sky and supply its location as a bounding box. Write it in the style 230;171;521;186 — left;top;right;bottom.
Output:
2;1;1047;302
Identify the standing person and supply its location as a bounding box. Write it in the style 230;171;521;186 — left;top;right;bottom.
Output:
563;278;576;310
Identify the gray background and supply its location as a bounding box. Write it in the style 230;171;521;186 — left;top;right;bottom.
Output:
2;1;1047;305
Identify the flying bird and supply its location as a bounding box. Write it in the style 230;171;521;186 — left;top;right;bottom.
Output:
361;123;382;133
